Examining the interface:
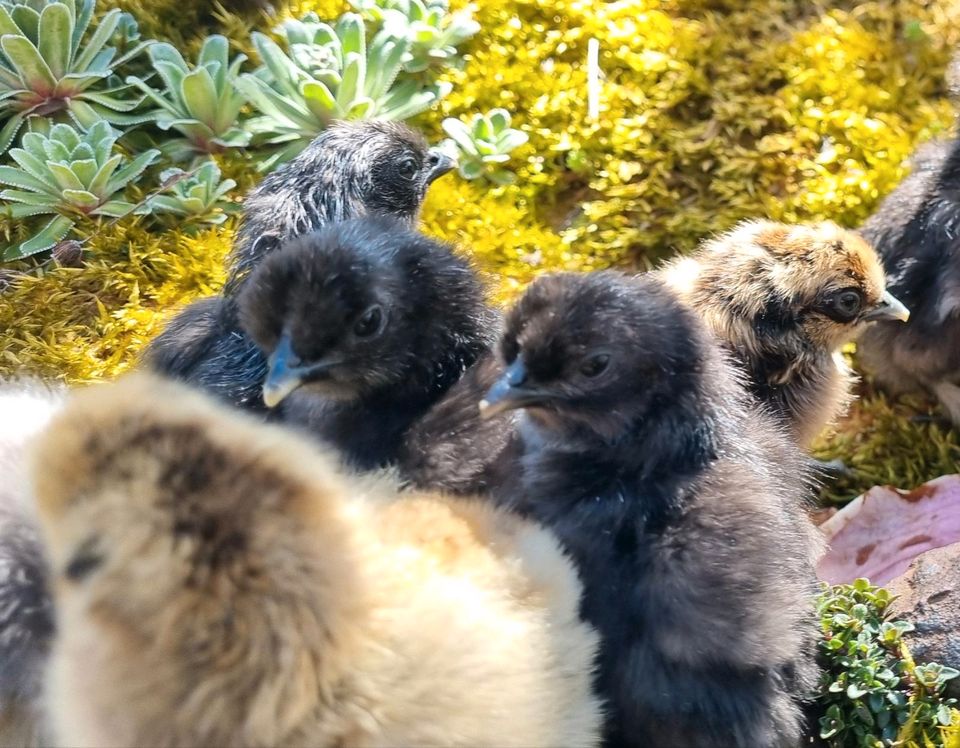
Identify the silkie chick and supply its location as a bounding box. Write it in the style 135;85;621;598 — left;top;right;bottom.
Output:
30;374;602;748
143;121;455;403
479;271;823;748
237;217;498;471
659;220;910;447
858;118;960;424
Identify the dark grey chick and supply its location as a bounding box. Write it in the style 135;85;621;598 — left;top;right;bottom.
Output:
858;121;960;424
237;217;497;471
143;121;455;408
479;271;822;748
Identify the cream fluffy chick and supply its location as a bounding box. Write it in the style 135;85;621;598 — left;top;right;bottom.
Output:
30;374;601;748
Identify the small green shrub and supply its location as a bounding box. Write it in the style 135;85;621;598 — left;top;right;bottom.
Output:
816;579;959;747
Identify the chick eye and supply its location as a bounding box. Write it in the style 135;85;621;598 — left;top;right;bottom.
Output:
353;306;384;338
397;157;419;180
832;288;863;319
580;353;610;378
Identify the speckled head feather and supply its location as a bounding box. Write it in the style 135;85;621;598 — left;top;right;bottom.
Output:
661;220;908;445
225;121;455;294
492;271;707;443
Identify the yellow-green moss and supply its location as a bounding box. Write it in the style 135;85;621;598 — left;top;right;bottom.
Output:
2;0;959;503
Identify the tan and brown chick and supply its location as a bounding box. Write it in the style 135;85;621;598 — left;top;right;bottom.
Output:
659;219;909;448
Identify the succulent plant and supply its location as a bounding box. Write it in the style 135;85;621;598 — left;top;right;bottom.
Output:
236;11;451;162
0;0;153;153
350;0;479;73
442;108;527;184
126;35;251;161
147;160;238;228
0;120;159;259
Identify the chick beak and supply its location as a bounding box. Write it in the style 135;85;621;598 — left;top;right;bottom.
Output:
263;334;339;409
424;147;457;185
864;290;911;323
479;359;549;419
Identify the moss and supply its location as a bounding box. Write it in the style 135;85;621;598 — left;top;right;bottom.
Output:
2;0;959;504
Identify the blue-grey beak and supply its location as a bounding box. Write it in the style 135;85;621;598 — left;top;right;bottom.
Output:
478;359;549;419
262;334;340;409
425;147;457;185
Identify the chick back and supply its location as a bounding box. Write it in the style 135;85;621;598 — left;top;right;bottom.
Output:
142;296;269;412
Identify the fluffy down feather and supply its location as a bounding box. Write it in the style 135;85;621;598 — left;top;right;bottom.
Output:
660;220;908;447
0;380;65;748
31;374;602;748
479;271;823;747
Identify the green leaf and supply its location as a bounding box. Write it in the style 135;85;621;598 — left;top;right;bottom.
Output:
180;67;219;126
104;148;159;194
87;152;122;196
337;13;365;58
93;199;136;217
0;7;20;38
61;188;100;208
4;214;74;260
72;8;120;72
10;5;40;45
1;34;56;91
37;3;73;79
0;164;50;192
198;34;228;82
336;51;363;109
497;129;528;152
442;117;477;154
8;147;57;189
47;161;84;191
72;0;94;56
0;112;25;153
301;79;336;120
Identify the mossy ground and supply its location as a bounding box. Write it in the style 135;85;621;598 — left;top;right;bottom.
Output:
2;0;959;503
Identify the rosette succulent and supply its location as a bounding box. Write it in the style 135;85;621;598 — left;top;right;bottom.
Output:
237;12;450;161
126;35;251;161
0;120;159;259
350;0;479;73
0;0;152;153
147;160;238;228
442;108;528;184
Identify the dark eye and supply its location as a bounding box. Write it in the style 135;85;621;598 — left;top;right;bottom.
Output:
580;353;610;378
353;306;384;338
398;156;419;180
832;288;863;319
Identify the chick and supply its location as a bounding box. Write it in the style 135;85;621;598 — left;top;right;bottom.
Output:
227;120;456;293
660;220;910;447
479;271;822;748
237;217;497;470
144;120;455;396
0;380;65;748
857;133;960;424
31;374;602;748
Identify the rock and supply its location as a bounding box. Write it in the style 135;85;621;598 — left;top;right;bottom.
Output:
887;542;960;699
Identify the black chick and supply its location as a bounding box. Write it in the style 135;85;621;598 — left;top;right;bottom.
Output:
478;271;822;748
143;120;455;403
237;217;497;471
227;120;455;292
858;125;960;424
